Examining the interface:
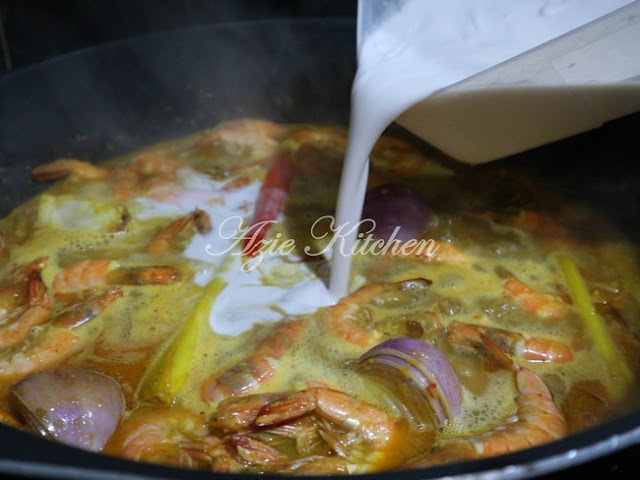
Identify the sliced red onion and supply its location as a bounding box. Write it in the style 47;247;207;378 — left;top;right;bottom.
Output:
361;183;431;242
358;338;462;425
11;368;124;452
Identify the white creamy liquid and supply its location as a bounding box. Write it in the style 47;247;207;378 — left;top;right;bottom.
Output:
134;168;334;336
329;0;634;298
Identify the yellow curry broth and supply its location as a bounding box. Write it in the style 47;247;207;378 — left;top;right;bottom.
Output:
0;119;639;473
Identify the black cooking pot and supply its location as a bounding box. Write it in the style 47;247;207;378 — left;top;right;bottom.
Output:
1;19;640;480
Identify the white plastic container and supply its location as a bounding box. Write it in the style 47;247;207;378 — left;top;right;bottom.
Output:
359;0;640;164
330;0;640;298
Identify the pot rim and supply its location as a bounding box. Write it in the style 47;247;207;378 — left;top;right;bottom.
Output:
0;18;639;479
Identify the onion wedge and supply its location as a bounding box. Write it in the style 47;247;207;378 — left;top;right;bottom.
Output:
358;338;462;427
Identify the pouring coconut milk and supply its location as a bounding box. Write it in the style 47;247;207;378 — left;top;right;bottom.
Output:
329;0;640;299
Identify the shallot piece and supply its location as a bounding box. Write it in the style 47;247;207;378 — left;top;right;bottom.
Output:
11;368;124;452
361;183;431;242
358;338;462;426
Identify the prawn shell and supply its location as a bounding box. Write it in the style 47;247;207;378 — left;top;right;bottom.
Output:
11;368;124;452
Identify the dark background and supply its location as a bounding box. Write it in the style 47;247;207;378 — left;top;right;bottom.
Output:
0;0;356;74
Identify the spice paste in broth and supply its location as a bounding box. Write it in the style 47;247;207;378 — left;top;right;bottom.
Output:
0;119;639;473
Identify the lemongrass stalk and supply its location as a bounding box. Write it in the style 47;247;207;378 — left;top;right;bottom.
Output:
557;253;632;399
139;277;226;403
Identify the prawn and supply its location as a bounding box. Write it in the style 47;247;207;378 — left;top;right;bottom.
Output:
146;209;212;256
0;259;48;322
221;432;351;474
211;381;332;432
109;164;141;202
195;119;285;164
0;280;27;315
325;278;433;347
212;392;287;431
126;148;186;200
447;320;574;363
52;260;112;293
201;319;305;404
324;283;384;347
5;257;49;283
52;260;180;294
477;209;570;246
30;153;186;203
213;387;402;473
285;126;348;150
133;149;185;176
408;335;567;467
370;136;429;178
112;148;186;201
227;434;287;467
503;277;570;320
211;393;351;473
31;159;109;182
0;272;51;350
54;288;124;329
0;288;123;381
284;126;347;177
106;405;237;470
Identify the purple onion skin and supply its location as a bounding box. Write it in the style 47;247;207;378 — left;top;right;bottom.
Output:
359;353;448;423
359;338;463;422
361;183;431;243
11;368;124;452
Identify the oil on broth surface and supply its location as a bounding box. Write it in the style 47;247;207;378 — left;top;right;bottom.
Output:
0;119;639;473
